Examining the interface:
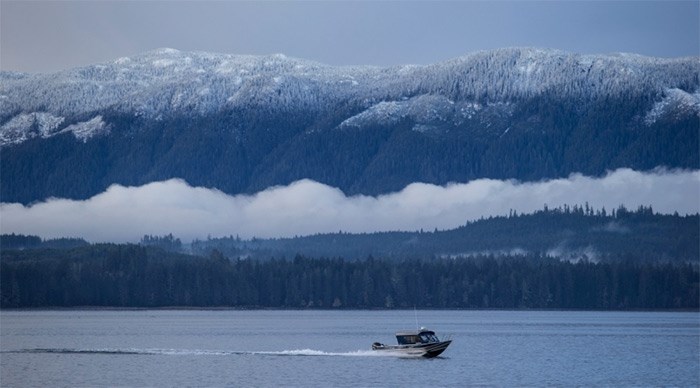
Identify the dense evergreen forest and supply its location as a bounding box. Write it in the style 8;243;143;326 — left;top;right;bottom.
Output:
3;96;698;204
3;48;699;204
0;234;89;250
191;205;699;262
2;206;697;309
1;244;697;310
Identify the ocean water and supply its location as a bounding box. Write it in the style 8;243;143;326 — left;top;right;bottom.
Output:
1;310;698;387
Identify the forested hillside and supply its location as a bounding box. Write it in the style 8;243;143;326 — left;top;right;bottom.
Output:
1;245;697;310
3;204;696;309
191;206;699;262
2;48;698;204
1;233;89;250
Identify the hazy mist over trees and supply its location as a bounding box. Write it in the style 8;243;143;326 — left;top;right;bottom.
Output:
1;206;698;310
1;49;698;311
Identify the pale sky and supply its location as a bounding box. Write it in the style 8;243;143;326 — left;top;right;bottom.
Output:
1;0;698;73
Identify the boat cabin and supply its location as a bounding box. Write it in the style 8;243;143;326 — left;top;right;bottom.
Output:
395;328;439;345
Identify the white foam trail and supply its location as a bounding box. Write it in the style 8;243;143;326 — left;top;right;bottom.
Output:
9;348;400;358
251;349;394;357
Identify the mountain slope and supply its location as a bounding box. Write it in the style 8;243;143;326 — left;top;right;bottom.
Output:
1;48;698;203
189;206;699;262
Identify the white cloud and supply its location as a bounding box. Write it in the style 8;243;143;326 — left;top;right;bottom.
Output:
1;168;698;243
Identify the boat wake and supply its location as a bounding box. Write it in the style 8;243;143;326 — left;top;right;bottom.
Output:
251;349;399;357
4;348;408;358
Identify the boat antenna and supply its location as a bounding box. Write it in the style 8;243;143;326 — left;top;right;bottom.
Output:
414;305;419;329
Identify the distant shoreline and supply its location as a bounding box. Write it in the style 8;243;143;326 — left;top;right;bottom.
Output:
2;307;697;313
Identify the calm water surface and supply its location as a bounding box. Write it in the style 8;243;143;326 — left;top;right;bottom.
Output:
1;310;698;387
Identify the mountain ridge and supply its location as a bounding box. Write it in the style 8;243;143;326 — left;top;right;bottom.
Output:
2;47;697;129
1;47;698;204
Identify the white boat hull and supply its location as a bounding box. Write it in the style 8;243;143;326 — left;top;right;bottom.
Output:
371;340;451;358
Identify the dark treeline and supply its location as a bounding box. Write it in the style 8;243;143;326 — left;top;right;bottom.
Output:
140;234;182;252
1;233;89;250
2;244;697;310
192;205;699;262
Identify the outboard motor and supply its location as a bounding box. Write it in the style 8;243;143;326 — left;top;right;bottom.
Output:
372;342;384;350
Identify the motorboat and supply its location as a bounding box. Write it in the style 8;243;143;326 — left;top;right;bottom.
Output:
371;327;451;358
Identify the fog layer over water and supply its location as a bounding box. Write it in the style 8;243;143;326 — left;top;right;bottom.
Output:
1;168;698;242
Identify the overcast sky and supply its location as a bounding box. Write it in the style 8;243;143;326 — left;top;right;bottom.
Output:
2;0;698;73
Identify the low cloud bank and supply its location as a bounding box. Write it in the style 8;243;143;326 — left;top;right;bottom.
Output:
2;168;698;243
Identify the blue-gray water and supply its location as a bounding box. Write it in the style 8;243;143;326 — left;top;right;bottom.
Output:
1;310;698;387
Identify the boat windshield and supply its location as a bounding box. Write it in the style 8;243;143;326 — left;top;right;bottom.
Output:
397;331;440;344
397;335;422;344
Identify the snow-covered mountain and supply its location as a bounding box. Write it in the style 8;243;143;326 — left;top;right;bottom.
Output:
1;48;698;204
1;47;697;146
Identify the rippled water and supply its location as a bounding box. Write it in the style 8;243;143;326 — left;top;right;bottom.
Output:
1;310;698;387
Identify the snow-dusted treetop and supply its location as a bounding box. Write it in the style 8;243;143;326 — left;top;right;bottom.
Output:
0;47;698;145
